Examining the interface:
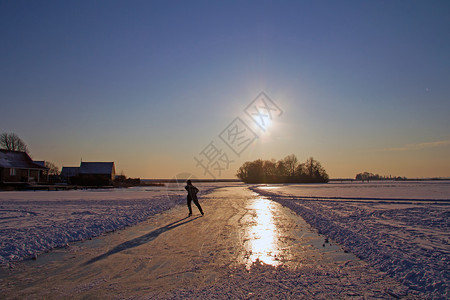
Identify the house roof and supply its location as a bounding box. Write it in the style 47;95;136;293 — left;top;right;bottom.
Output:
79;162;115;175
33;161;45;167
0;150;47;170
61;167;80;177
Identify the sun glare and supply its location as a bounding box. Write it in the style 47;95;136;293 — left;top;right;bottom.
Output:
255;114;272;129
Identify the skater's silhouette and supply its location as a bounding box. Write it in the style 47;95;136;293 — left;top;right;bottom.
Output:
185;180;204;216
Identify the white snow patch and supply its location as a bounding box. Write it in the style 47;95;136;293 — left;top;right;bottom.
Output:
252;181;450;299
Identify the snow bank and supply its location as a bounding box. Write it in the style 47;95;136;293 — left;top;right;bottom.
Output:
0;184;221;265
251;182;450;299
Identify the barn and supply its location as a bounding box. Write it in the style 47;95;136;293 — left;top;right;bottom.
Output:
79;162;116;186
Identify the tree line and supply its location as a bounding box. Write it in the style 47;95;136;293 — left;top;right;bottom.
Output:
355;172;407;182
236;154;329;183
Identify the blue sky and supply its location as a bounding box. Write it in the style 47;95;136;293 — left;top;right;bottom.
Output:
1;0;449;178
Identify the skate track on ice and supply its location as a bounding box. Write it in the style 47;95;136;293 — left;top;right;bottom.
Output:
0;186;412;299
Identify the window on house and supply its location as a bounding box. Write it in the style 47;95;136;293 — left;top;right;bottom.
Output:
10;168;16;176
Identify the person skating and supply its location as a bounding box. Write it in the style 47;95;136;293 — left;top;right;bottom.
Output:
185;180;204;217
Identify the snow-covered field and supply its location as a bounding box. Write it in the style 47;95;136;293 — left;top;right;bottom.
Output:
253;181;450;299
0;182;231;265
1;180;448;298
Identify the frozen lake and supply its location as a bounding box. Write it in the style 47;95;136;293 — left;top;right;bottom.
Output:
258;180;450;200
0;180;448;298
254;180;450;298
0;185;412;299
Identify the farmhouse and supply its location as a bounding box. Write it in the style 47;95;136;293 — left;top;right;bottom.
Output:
0;150;48;184
61;162;115;186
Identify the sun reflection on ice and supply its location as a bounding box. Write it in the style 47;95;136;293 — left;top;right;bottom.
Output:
245;197;280;268
258;186;281;190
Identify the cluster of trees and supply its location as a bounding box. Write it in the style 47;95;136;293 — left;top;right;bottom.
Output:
355;172;407;181
236;154;329;183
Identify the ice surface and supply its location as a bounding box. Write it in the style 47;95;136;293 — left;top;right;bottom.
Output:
1;185;415;299
259;180;450;200
253;181;450;299
0;183;231;265
1;181;448;298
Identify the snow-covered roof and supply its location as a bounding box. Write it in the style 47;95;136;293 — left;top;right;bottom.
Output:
79;162;115;175
0;150;47;170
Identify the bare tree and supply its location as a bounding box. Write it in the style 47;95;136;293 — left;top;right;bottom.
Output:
236;160;264;183
283;154;298;176
275;160;288;176
296;157;329;182
262;159;277;176
0;132;29;153
45;161;60;176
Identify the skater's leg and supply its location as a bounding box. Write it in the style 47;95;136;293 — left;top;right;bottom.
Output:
187;197;193;216
192;197;204;215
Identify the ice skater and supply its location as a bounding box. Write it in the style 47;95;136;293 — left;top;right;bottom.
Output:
185;180;204;217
